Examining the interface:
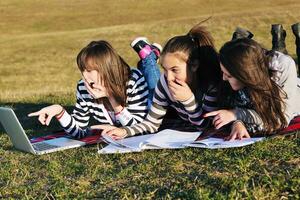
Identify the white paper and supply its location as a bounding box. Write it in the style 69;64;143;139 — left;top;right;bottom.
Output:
98;134;154;154
184;137;265;149
98;144;141;154
98;129;201;154
140;129;201;149
98;129;265;154
101;133;134;149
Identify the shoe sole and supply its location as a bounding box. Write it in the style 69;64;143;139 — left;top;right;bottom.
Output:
152;42;162;52
130;37;149;48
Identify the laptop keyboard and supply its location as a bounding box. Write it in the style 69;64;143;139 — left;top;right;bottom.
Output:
32;142;60;151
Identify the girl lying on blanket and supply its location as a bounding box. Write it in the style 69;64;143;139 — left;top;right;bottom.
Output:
97;24;225;140
204;38;300;140
28;40;156;139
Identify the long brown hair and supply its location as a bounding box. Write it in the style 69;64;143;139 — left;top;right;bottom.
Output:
160;24;222;99
76;40;130;107
219;38;287;134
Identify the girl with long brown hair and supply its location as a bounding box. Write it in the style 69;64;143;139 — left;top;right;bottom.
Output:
205;38;300;140
29;40;150;138
99;24;223;139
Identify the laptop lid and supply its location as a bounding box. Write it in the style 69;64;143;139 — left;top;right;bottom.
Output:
0;107;36;154
0;107;87;154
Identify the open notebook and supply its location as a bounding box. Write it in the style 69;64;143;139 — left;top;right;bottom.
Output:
99;130;201;154
184;137;264;149
98;129;264;154
98;115;300;154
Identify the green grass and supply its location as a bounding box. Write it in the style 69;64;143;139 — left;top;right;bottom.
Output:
0;0;300;198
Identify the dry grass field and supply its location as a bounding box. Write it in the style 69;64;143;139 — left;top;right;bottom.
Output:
0;0;299;199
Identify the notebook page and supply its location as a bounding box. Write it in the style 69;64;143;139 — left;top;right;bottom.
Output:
184;137;264;149
98;134;153;154
141;129;201;149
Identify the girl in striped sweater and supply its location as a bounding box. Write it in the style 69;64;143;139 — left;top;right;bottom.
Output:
100;24;224;139
28;40;149;138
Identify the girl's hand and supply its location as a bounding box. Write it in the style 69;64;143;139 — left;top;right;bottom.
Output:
83;77;122;112
168;79;193;102
28;104;63;126
91;125;127;140
91;124;116;133
204;109;237;129
83;77;108;99
225;121;250;141
105;128;128;140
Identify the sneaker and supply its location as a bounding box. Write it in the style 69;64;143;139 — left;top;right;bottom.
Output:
131;37;152;59
151;42;162;58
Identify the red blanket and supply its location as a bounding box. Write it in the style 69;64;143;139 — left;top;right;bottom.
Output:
30;116;300;145
30;129;103;145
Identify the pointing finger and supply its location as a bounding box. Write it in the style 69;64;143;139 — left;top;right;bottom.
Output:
28;110;42;117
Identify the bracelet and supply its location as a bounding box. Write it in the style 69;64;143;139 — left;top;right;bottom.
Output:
55;109;65;120
114;107;124;116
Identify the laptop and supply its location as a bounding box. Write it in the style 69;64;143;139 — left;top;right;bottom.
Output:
0;107;87;155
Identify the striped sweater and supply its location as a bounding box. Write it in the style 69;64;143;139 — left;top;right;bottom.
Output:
58;68;149;138
124;74;219;136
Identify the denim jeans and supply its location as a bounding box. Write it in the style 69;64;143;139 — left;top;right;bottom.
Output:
137;51;161;107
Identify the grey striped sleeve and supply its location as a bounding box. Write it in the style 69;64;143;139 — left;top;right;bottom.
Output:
124;102;168;136
180;87;219;129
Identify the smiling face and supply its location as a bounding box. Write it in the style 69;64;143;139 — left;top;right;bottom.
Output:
220;63;244;91
161;52;189;85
